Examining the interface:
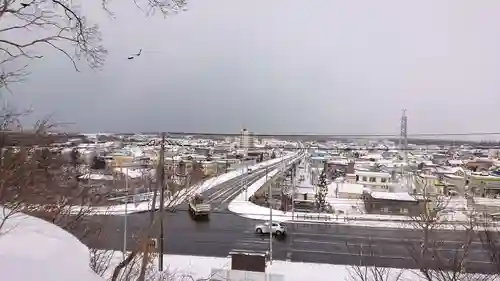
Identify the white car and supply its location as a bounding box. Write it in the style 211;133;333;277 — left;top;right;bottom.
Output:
254;222;286;236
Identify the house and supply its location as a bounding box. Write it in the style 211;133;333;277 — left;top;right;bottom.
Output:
293;183;316;201
355;171;392;192
362;191;427;216
442;174;466;195
325;161;354;180
328;181;365;199
468;174;500;197
310;156;328;168
431;153;448;166
414;174;443;195
466;158;495;172
447;159;464;167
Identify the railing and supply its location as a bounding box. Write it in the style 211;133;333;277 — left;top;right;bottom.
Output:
291;213;500;226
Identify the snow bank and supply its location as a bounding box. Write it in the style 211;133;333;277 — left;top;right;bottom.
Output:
102;251;424;281
0;208;102;281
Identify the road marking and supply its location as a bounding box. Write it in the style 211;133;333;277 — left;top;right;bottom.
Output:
288;248;411;260
207;173;263;203
231;248;268;254
206;181;240;202
238;239;269;245
205;161;286;207
286;252;292;262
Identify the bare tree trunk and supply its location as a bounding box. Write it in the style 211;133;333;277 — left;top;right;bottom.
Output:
110;251;138;281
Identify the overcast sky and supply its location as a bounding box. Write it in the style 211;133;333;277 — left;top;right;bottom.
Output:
6;0;500;137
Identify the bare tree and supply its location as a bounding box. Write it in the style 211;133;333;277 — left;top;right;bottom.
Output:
0;0;187;89
476;213;500;278
1;1;191;280
405;183;491;281
346;242;406;281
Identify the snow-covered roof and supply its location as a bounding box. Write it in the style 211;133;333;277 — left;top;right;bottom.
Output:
78;173;114;181
329;182;365;195
448;159;464;165
419;174;438;179
370;191;417;201
355;171;391;178
0;207;102;281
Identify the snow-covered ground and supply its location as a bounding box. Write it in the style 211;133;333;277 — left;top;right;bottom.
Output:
0;208;102;281
71;154;297;215
0;206;485;281
228;164;495;230
101;251;423;281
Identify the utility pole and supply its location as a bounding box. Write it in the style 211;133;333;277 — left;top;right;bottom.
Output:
267;166;273;265
399;109;409;191
123;167;129;257
244;160;249;200
291;162;296;220
158;132;166;271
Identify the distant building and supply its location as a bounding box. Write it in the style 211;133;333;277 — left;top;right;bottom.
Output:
239;128;255;155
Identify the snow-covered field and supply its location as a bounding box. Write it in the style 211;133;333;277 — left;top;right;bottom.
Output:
0;208;102;281
70;154;297;215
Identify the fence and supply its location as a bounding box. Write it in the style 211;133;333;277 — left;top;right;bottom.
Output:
291;213;500;227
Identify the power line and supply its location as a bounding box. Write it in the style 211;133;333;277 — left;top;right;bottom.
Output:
166;131;500;138
136;142;500;151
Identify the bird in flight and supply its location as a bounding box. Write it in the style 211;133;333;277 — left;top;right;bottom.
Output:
128;49;142;60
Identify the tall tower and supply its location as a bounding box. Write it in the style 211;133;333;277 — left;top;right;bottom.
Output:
399;109;408;163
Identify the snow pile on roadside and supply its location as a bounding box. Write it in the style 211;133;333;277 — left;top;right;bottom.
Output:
102;251;423;281
0;208;102;281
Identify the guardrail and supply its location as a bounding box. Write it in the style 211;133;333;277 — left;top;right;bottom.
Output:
291;213;500;226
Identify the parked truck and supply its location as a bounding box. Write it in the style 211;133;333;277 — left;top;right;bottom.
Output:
188;194;211;220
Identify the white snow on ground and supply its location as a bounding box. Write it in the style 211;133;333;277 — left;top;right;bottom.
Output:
0;208;102;281
326;198;365;214
102;252;424;281
228;164;498;230
71;154;296;215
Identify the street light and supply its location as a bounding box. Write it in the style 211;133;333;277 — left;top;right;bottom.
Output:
267;166;273;264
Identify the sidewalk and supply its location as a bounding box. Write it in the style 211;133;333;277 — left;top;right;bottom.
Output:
0;207;102;281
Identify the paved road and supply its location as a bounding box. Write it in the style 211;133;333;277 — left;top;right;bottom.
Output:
63;155;496;273
71;212;494;273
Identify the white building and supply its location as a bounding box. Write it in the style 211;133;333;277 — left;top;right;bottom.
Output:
355;171;394;192
239;128;255;155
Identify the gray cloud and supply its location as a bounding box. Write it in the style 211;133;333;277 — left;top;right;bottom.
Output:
6;0;500;138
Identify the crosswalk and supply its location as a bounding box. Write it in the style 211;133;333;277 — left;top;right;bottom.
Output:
230;230;293;261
